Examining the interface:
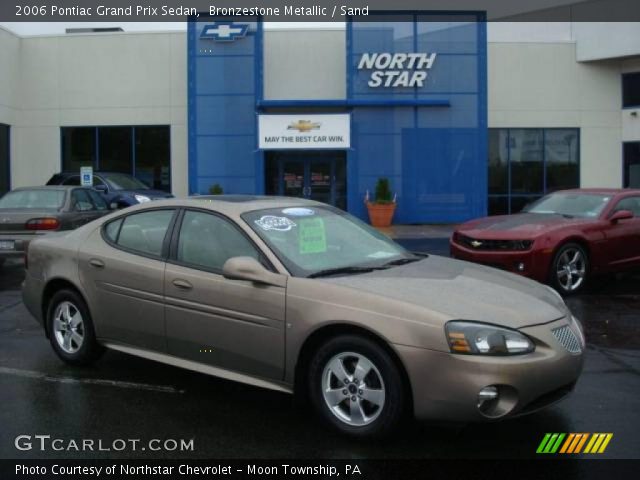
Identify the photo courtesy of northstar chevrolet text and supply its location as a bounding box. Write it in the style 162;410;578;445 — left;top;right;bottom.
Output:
0;0;639;478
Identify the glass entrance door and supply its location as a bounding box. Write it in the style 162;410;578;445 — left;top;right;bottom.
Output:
265;151;347;209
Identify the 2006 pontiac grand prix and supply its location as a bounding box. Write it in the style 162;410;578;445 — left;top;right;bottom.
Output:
22;196;585;437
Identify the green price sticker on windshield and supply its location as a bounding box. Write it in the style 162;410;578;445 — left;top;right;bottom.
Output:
299;217;327;254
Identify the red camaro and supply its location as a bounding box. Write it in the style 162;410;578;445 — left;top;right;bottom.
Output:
450;189;640;295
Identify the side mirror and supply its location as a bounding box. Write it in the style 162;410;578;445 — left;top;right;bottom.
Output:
610;209;634;223
222;256;286;287
94;184;108;194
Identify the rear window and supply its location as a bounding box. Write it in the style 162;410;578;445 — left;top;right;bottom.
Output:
0;190;66;209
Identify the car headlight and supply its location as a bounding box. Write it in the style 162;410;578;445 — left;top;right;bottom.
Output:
445;321;535;355
134;194;151;203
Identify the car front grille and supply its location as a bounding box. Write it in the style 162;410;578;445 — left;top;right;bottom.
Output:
454;234;533;251
551;325;582;354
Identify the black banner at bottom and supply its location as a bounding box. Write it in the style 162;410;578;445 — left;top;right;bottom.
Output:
2;459;639;480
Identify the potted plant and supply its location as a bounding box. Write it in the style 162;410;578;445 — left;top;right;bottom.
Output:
365;178;397;227
208;183;224;195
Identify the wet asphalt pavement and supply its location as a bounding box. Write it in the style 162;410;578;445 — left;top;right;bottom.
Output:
0;239;639;460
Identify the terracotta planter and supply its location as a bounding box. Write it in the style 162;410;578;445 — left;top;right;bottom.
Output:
366;202;396;227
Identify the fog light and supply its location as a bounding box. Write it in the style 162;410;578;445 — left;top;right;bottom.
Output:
516;262;525;272
478;386;499;409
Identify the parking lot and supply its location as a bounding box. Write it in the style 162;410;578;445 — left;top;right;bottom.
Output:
0;238;639;459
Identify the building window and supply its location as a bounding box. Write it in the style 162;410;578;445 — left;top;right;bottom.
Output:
623;72;640;108
488;128;580;215
624;142;640;188
61;126;171;192
0;124;9;196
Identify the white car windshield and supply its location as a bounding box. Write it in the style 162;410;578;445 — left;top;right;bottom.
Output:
242;206;415;277
524;193;611;218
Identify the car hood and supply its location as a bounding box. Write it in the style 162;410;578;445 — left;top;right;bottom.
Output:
459;213;590;239
320;256;568;329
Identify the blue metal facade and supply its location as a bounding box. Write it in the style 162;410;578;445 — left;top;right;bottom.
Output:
188;17;263;196
188;13;487;223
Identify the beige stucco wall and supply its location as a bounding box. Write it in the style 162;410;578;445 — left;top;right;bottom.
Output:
488;42;624;188
1;29;188;196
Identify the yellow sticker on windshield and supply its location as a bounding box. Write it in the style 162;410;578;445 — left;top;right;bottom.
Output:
299;217;327;254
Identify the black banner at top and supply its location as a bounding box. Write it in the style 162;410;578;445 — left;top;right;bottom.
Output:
2;0;640;22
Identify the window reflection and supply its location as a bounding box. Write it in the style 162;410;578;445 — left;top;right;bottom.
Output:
488;128;580;215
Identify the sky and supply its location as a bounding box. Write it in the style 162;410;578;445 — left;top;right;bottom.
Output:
0;22;339;36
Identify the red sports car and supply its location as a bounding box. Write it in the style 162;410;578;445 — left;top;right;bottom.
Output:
450;189;640;295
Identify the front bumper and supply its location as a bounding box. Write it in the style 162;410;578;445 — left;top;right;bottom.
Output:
398;317;584;421
450;239;550;283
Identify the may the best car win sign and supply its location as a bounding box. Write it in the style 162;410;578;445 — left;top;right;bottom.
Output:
258;114;350;150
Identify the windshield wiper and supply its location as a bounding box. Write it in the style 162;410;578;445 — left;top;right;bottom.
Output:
307;265;389;279
381;256;424;267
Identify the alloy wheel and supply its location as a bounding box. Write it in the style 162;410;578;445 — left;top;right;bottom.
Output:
53;301;85;354
321;352;386;427
556;247;586;292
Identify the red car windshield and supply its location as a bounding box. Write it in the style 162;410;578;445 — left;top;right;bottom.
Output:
524;193;611;218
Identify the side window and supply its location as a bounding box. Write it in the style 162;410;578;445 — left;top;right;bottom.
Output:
62;176;81;186
87;189;108;211
614;197;640;216
71;189;94;211
104;218;122;242
177;210;260;271
117;210;174;257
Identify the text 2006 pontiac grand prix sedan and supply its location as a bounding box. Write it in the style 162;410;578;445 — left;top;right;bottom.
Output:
22;196;584;437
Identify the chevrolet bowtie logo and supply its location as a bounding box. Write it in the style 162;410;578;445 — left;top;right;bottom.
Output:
470;240;483;248
287;120;321;133
201;22;249;42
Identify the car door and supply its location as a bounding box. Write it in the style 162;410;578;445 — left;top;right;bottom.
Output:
77;208;177;351
164;209;286;381
606;196;640;269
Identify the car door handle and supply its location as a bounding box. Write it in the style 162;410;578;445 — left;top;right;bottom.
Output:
89;259;105;269
172;279;193;290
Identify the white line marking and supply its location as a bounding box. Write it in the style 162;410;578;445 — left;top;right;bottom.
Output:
0;366;183;394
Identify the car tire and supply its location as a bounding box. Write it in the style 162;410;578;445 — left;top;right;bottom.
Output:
550;243;589;296
47;289;104;366
308;334;406;438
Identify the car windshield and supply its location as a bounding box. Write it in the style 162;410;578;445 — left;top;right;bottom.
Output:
524;193;611;218
242;206;414;277
0;189;66;209
103;174;150;190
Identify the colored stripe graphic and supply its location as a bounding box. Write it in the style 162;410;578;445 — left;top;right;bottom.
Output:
536;433;565;453
585;433;613;454
538;433;613;454
536;433;552;453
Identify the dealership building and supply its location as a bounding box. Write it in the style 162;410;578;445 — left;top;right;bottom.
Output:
0;14;639;223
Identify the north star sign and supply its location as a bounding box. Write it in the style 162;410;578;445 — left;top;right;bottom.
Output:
357;52;437;88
